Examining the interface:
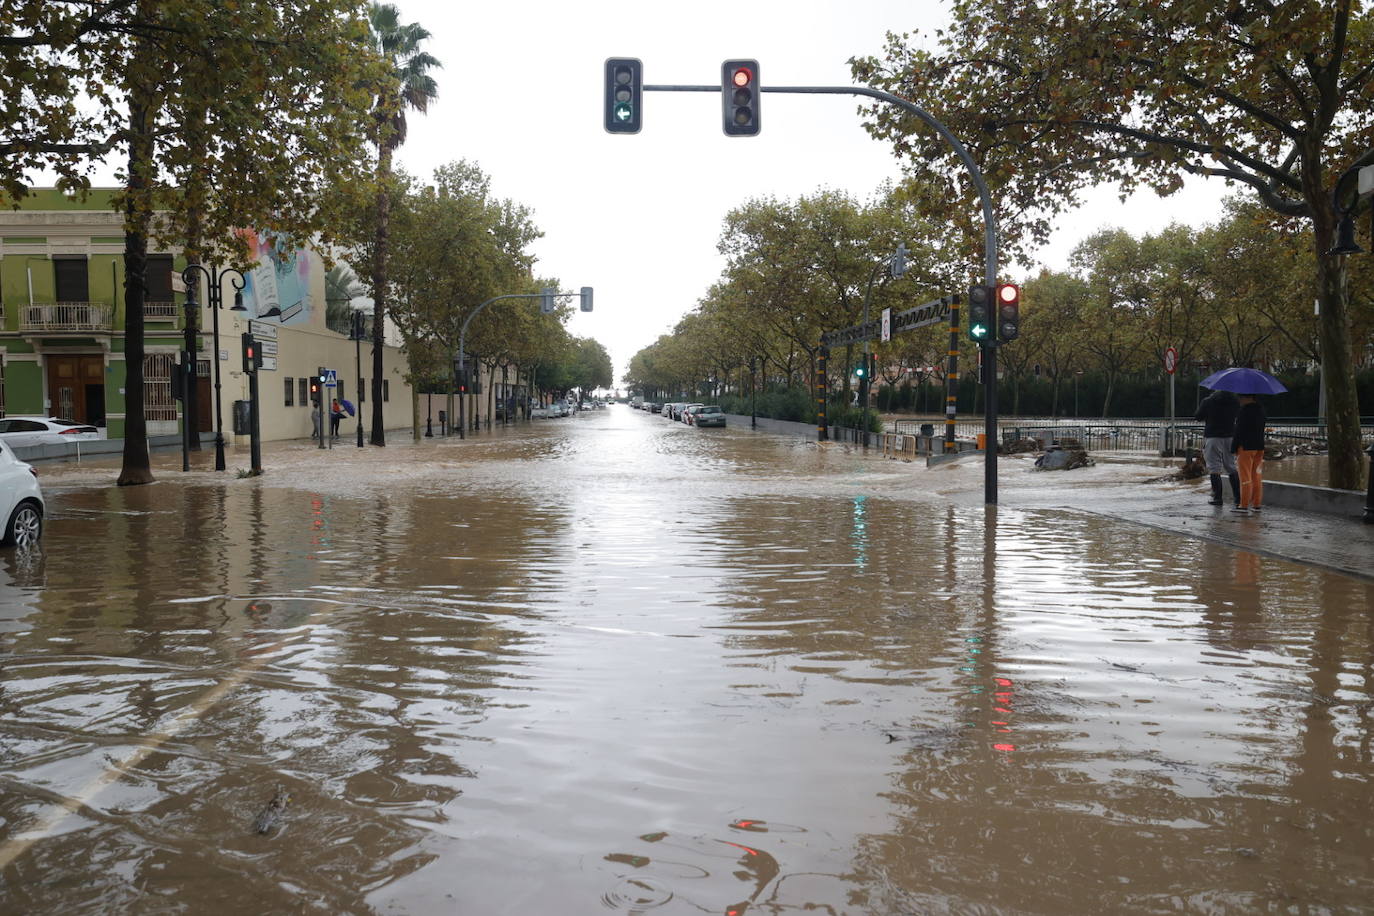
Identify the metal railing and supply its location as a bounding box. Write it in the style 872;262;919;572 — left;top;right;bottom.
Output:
144;300;178;320
892;415;1374;454
20;303;114;332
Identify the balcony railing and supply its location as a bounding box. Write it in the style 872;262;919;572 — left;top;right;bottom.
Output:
21;303;115;333
144;300;179;320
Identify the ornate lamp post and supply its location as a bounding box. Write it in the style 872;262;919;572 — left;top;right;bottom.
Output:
350;309;367;448
182;265;255;471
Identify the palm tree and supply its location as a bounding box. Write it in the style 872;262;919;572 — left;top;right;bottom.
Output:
325;263;366;334
367;2;440;445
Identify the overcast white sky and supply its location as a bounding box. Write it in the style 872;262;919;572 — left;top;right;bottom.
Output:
39;0;1230;383
393;0;1230;384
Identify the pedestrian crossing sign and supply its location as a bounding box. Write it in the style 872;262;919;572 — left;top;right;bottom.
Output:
325;370;337;388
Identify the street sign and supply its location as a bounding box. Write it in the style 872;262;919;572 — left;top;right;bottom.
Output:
249;320;278;339
260;357;277;372
1163;346;1178;375
325;369;338;388
259;339;278;357
881;307;891;342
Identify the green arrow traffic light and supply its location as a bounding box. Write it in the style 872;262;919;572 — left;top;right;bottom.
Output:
967;284;995;344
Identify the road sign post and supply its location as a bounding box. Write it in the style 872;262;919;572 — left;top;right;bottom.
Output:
1164;346;1178;455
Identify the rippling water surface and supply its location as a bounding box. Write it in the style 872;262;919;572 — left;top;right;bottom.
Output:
1;406;1371;914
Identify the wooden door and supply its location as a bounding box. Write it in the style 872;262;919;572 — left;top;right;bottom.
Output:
46;355;106;426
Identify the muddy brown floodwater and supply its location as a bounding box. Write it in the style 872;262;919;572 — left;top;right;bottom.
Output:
1;406;1372;914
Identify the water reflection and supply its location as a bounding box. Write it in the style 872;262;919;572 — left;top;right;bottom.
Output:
1;410;1371;912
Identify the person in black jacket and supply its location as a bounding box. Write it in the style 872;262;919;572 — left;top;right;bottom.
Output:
1230;394;1266;514
1194;388;1241;506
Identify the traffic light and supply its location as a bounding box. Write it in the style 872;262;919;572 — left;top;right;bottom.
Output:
455;358;468;393
996;283;1020;341
540;286;555;314
311;366;325;404
604;58;642;134
722;59;760;136
855;361;867;380
967;284;994;343
580;286;593;312
241;333;258;373
890;243;909;279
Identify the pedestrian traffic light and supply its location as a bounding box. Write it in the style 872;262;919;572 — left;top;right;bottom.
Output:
967;284;994;343
722;59;760;136
241;333;258;374
580;286;593;312
311;366;326;404
604;58;642;134
455;358;468;393
997;283;1020;341
855;361;867;380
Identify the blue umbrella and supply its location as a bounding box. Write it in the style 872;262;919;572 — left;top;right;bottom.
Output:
1199;367;1288;395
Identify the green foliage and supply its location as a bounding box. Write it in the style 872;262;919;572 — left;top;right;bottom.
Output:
849;0;1373;486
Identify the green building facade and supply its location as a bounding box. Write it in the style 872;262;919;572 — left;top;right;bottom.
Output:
0;189;188;439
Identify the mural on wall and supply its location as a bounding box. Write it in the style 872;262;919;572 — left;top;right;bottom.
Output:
237;229;313;324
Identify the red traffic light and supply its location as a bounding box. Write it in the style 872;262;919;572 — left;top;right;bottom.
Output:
732;67;753;88
997;283;1019;304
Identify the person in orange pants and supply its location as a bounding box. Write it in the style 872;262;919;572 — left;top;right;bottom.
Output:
1230;393;1266;514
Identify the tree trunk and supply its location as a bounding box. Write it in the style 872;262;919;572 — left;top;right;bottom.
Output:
117;82;157;486
369;140;393;446
1313;224;1363;490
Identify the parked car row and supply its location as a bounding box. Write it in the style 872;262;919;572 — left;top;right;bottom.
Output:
651;402;726;428
530;398;610;419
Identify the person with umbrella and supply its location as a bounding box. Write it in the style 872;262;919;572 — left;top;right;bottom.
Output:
1194;386;1241;507
1199;367;1286;516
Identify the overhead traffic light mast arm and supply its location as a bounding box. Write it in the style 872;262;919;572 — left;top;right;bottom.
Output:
639;83;998;289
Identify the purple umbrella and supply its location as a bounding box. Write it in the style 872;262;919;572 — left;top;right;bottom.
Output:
1199;367;1288;395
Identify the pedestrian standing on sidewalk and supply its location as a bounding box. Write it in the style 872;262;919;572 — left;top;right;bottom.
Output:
1194;387;1241;506
1230;394;1266;514
329;398;344;439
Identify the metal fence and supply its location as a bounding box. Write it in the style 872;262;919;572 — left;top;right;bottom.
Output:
891;416;1373;454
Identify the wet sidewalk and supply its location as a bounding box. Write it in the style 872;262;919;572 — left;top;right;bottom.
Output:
1043;476;1374;582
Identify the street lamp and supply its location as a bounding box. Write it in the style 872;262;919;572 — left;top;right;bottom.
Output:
181;264;279;471
858;244;910;447
349;309;367;448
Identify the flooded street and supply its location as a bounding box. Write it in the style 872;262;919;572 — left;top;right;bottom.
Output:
2;405;1372;914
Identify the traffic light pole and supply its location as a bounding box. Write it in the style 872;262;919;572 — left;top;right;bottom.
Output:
641;81;1000;502
457;289;590;440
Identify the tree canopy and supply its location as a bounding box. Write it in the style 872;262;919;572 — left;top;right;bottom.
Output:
851;0;1374;485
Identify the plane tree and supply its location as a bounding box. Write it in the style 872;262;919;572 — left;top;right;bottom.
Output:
853;0;1374;487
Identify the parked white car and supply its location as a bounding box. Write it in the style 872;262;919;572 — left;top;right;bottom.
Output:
0;440;44;547
0;416;100;448
529;404;550;419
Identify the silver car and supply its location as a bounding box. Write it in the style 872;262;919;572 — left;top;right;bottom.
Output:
694;405;726;428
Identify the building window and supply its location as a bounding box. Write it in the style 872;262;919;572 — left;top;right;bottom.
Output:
146;255;173;299
382;379;389;402
0;356;6;417
143;353;177;420
284;378;294;407
359;378;365;402
54;256;89;302
298;378;307;405
336;379;345;403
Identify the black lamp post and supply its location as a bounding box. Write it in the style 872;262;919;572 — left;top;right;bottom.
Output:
749;356;759;429
350;309;366;448
181;264;266;471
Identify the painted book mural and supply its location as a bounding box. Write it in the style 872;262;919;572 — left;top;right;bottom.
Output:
237;229;314;325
